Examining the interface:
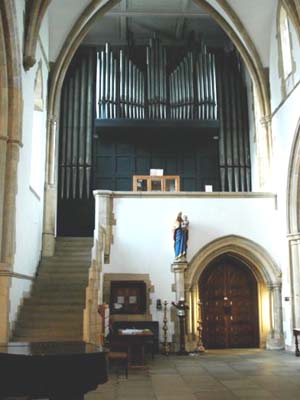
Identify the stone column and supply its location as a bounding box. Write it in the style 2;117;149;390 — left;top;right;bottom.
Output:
171;261;188;302
1;140;20;265
266;283;284;349
0;275;11;343
258;115;272;190
288;234;300;329
42;117;57;257
171;260;188;352
94;190;114;264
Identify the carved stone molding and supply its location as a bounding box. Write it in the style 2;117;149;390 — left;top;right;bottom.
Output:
23;0;51;70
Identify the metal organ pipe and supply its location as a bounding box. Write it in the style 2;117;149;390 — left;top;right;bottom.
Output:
72;67;80;199
66;76;74;200
79;58;87;200
60;85;68;198
85;51;94;198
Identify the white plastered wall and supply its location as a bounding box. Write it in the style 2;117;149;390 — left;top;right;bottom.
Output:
102;194;280;344
269;6;300;346
9;3;50;328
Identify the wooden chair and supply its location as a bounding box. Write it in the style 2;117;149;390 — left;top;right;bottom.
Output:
108;351;128;378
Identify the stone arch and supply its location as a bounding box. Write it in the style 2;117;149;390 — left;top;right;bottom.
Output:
43;0;272;254
186;235;281;288
185;235;284;349
287;117;300;329
282;0;300;44
0;0;23;342
287;118;300;234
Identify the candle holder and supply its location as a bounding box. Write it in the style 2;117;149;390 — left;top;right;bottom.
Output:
196;300;206;353
162;301;170;355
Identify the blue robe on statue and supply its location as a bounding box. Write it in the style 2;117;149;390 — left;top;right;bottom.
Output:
174;226;188;259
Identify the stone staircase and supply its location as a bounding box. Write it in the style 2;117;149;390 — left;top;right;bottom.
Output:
11;237;93;342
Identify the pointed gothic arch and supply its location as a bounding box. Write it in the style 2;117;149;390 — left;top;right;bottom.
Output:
287;117;300;329
186;235;281;288
185;235;284;349
43;0;272;255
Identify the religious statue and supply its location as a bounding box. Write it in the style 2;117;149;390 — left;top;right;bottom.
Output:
173;212;189;261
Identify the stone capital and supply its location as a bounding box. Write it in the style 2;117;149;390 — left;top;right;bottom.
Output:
0;263;11;272
171;261;188;273
260;114;272;128
287;232;300;242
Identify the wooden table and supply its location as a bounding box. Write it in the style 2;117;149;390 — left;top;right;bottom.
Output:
293;328;300;356
117;329;154;367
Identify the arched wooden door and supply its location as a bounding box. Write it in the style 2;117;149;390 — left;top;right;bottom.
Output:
199;255;259;349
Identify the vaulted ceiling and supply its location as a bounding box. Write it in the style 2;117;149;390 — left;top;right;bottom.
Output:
48;0;277;66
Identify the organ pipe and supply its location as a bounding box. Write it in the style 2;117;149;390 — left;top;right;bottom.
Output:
59;49;95;200
217;51;251;192
59;41;252;196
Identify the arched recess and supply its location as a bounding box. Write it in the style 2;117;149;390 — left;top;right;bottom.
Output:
287;117;300;329
282;0;300;44
0;0;23;342
43;0;272;255
185;235;284;349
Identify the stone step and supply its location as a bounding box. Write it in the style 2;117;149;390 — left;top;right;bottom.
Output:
56;236;93;242
20;303;84;311
38;265;90;274
11;335;82;343
15;319;82;330
23;297;85;305
35;275;88;284
28;291;85;300
55;238;93;248
11;236;92;342
17;311;83;322
13;325;83;335
40;258;90;266
31;283;86;296
37;267;89;276
12;332;82;341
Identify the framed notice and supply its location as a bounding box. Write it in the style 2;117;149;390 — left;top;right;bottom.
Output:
129;296;137;304
110;281;146;314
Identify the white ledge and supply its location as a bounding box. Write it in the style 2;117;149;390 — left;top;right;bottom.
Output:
93;190;276;199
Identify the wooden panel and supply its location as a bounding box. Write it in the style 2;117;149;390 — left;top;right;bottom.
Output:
94;127;220;192
200;256;259;349
110;281;146;314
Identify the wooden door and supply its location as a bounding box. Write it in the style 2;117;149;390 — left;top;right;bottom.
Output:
199;256;259;349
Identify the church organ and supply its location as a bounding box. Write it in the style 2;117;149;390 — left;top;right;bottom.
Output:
95;37;218;121
58;36;252;235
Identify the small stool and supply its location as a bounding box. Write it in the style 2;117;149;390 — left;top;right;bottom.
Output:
108;351;128;378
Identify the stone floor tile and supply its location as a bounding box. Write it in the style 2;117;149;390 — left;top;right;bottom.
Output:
220;379;262;389
194;391;239;400
231;389;274;399
77;350;300;400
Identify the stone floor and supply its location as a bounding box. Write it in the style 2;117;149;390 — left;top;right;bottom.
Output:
86;349;300;400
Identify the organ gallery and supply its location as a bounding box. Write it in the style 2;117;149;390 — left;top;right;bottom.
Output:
58;33;251;235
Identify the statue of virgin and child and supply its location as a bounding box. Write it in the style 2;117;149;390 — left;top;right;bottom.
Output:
173;212;189;261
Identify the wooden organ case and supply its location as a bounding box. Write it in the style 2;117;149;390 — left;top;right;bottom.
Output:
57;36;251;236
